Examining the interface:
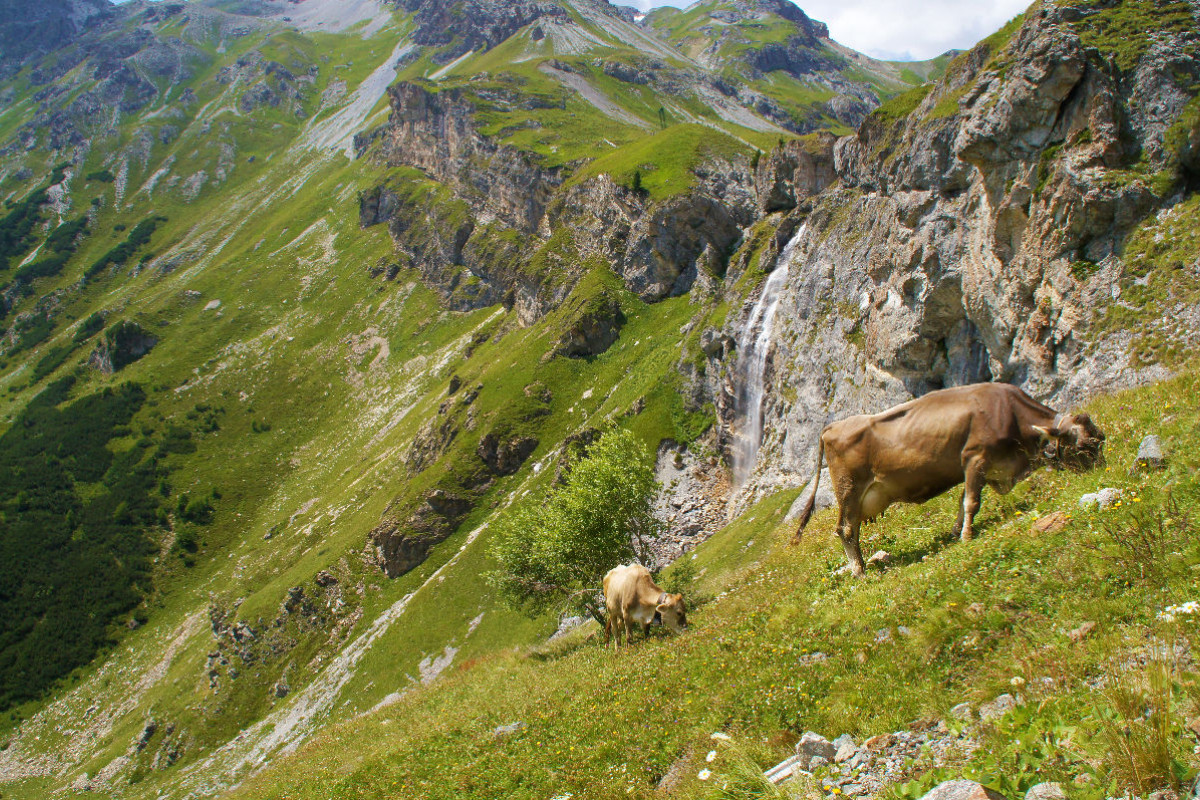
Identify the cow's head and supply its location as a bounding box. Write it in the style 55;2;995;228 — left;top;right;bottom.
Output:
1035;412;1106;470
656;593;688;633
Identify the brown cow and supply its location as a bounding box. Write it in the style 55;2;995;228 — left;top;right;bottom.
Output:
792;382;1105;577
603;563;687;648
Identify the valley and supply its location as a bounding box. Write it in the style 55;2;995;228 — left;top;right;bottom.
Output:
0;0;1196;798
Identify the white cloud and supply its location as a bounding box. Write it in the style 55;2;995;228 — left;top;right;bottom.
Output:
629;0;1031;61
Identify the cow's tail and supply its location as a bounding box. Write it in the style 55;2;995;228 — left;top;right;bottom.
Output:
790;437;824;545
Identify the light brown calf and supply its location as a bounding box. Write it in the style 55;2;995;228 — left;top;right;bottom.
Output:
603;563;687;648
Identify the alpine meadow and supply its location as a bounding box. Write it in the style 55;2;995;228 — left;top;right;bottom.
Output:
1;1;1200;799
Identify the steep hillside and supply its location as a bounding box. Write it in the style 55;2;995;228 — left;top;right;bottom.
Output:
0;0;1196;799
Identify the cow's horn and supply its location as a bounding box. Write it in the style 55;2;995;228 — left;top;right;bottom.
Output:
1032;425;1054;440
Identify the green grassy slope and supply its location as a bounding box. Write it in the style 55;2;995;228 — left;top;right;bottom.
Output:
224;372;1200;800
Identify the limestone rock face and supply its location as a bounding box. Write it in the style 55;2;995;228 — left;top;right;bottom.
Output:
393;0;570;64
713;4;1200;496
755;132;837;213
360;82;759;316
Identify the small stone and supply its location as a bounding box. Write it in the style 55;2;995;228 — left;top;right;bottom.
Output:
918;779;1007;800
1072;773;1093;787
833;735;857;763
1135;434;1166;471
866;550;891;567
965;602;985;616
862;733;891;752
1030;511;1069;534
203;299;221;311
1067;621;1096;643
843;784;865;796
949;702;973;720
979;693;1017;721
1024;784;1066;800
897;625;912;637
808;755;829;770
764;754;804;785
875;628;893;644
493;721;525;737
1148;790;1180;800
1080;487;1123;509
797;731;837;762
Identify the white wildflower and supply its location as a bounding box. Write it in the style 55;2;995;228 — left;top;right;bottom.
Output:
706;750;717;762
698;769;712;781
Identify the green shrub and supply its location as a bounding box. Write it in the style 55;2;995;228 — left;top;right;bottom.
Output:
488;427;660;621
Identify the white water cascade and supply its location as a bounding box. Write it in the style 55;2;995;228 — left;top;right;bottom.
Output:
730;225;805;489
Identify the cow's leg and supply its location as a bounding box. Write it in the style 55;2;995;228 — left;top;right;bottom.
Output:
836;501;867;578
960;454;986;541
842;516;867;578
951;489;966;538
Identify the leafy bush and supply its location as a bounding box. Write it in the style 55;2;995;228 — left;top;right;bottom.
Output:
87;216;167;278
73;312;105;342
176;493;215;525
12;216;90;284
488;427;660;620
31;344;74;383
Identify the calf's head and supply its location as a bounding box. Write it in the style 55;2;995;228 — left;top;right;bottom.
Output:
656;593;688;633
1035;412;1106;470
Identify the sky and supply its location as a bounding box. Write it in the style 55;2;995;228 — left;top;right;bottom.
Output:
631;0;1031;61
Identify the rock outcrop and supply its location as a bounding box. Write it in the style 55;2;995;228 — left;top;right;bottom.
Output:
88;320;156;373
370;490;476;578
708;2;1200;495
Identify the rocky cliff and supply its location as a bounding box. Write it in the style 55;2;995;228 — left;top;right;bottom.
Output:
712;1;1200;496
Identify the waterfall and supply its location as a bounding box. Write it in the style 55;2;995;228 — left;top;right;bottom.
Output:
730;225;805;489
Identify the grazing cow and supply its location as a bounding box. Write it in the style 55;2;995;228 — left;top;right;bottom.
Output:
603;563;687;648
792;382;1105;577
